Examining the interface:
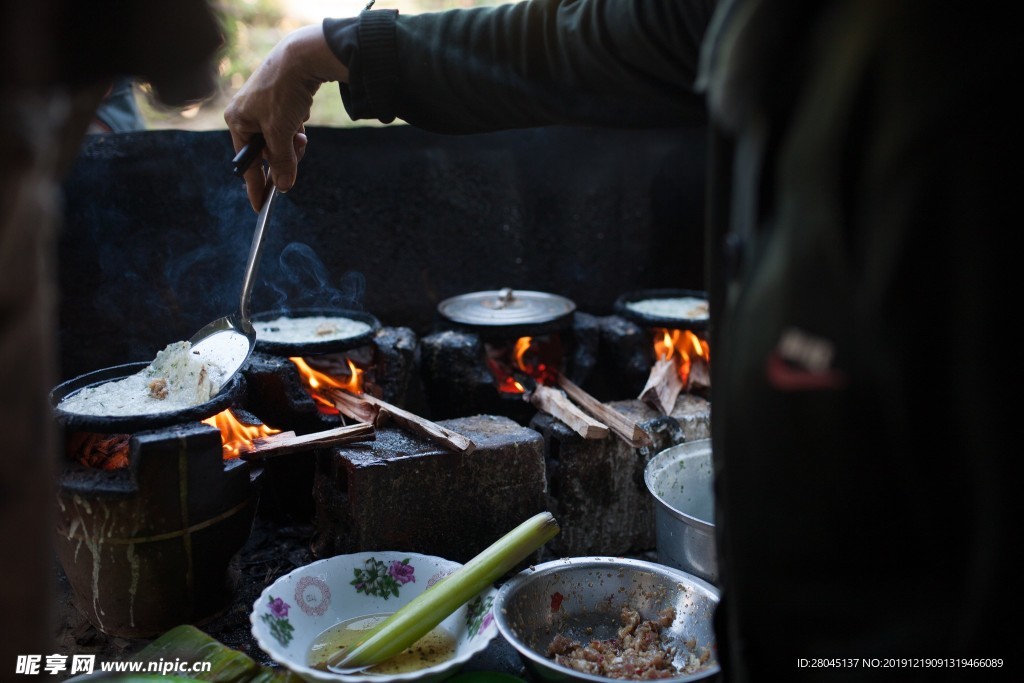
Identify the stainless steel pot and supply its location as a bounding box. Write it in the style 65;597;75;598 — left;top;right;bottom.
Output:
493;556;720;683
644;439;717;584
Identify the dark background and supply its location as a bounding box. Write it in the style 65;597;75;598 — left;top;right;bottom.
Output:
58;124;706;380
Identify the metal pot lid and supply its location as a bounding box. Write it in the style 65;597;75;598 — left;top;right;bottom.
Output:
437;288;576;327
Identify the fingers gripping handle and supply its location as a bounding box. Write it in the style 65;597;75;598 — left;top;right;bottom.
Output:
232;133;267;177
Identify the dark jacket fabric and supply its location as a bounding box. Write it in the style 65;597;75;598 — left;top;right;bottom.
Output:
325;0;715;132
325;0;1017;680
704;1;1016;679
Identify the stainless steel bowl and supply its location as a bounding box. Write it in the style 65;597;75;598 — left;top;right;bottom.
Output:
644;440;717;585
493;557;719;683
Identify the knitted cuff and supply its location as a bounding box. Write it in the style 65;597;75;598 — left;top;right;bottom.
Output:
326;9;399;124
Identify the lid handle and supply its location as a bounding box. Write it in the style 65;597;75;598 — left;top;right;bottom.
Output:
496;287;516;309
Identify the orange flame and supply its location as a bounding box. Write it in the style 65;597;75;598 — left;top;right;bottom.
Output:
202;408;280;459
487;336;560;395
653;328;710;388
513;337;533;370
289;356;364;414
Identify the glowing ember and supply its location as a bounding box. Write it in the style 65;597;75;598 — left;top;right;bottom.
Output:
653;328;710;389
69;432;131;470
69;409;279;469
290;356;364;414
486;336;561;395
202;408;281;459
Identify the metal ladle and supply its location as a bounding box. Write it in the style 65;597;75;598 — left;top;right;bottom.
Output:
188;135;276;392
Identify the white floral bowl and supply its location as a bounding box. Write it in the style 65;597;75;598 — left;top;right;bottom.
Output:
251;551;499;683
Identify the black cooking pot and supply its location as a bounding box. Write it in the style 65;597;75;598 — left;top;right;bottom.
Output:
614;288;710;330
50;361;245;434
251;307;381;357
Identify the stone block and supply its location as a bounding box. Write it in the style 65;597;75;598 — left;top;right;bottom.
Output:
419;330;511;421
312;415;547;563
592;314;653;401
667;393;712;442
371;326;419;407
531;395;710;557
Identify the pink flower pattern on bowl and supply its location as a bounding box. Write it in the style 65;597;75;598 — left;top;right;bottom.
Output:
389;559;416;585
352;556;414;599
466;595;494;637
251;551;500;683
261;595;294;646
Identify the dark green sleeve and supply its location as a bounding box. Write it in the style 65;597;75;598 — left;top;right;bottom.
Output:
327;0;716;133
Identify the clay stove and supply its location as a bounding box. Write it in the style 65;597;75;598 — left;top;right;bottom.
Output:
50;368;265;638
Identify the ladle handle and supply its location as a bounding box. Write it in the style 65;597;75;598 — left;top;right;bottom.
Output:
232;134;266;176
239;174;277;323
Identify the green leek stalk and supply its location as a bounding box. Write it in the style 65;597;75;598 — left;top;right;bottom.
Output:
330;511;560;670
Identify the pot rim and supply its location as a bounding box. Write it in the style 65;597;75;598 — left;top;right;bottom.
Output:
50;361;245;434
493;556;719;683
614;288;709;330
644;439;715;532
251;306;381;356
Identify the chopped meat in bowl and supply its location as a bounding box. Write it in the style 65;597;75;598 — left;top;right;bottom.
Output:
493;557;718;683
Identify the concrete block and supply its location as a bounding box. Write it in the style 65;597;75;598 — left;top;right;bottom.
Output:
531;395;710;557
312;415;547;563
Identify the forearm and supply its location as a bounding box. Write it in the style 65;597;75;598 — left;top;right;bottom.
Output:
329;0;716;133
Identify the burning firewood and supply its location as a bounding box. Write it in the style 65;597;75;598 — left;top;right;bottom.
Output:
69;432;131;470
332;389;379;424
556;374;652;448
687;357;711;392
640;327;710;413
242;423;375;460
639;358;684;415
331;389;477;454
528;384;609;440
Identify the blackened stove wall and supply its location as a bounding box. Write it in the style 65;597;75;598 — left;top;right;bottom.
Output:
58;125;706;380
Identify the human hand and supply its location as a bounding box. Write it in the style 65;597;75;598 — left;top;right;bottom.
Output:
224;24;349;210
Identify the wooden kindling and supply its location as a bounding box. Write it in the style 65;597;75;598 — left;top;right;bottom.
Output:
528;384;609;440
556;373;651;448
242;422;375;460
639;358;683;415
331;389;477;454
688;357;711;391
332;389;379;424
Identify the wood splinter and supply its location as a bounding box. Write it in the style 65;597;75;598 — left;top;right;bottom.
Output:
528;384;609;440
688;358;711;392
331;389;477;455
243;422;375;459
556;374;652;448
639;358;683;415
